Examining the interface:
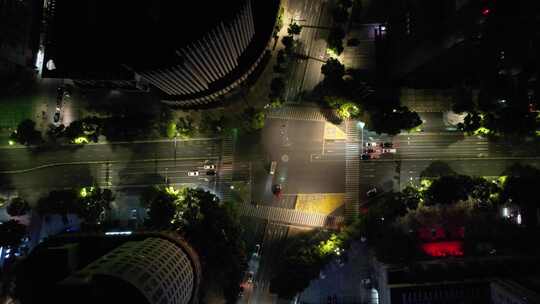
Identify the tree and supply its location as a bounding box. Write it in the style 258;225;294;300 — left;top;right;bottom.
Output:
370;106;421;135
36;189;79;221
0;220;26;248
398;186;421;210
282;35;294;52
79;187;114;225
321;58;345;82
458;111;482;133
240;107;265;132
332;7;349;24
269;77;286;98
287;23;302;35
327;27;345;55
6;197;30;217
141;187;179;229
424;175;473;206
10;119;42;146
452;86;474;114
270;231;332;299
420;161;457;178
176;188;246;303
177;116;196;139
338;0;353;8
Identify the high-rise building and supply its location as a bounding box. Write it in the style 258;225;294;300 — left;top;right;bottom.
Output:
15;232;201;304
41;0;278;107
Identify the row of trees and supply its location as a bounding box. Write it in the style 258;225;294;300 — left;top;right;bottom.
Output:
327;0;353;55
318;59;422;134
270;163;540;298
141;186;246;303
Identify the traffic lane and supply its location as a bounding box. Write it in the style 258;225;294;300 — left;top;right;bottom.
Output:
0;138;222;172
395;133;540;158
3;159;218;191
113;159;218;188
252;223;289;304
399;158;540;181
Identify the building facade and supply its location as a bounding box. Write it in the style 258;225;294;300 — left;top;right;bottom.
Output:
16;232;201;304
41;0;278;107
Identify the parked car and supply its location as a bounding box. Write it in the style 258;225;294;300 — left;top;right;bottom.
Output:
53;110;61;123
187;171;199;177
361;153;370;160
203;164;216;170
206;170;216;176
381;142;393;148
381;148;397;154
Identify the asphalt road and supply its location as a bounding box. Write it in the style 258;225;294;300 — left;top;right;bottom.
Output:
0;138;221;172
284;0;332;101
0;138;223;201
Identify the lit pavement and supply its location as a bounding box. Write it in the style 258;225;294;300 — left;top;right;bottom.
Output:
0;138;225;200
284;0;332;101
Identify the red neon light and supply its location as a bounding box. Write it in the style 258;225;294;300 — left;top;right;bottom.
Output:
421;241;464;257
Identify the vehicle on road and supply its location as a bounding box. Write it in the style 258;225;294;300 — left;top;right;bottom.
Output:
270;161;277;175
366;142;378;148
361;153;370;160
381;142;393;148
367;187;378;197
255;244;261;256
272;184;282;196
381;148;396;154
187;171;199;177
247;271;254;283
53;109;61;123
206;170;216;176
203;164;215;170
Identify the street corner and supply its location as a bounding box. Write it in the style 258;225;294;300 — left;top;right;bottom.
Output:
295;193;345;216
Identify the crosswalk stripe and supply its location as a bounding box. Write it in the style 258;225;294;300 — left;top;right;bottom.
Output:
238;203;344;229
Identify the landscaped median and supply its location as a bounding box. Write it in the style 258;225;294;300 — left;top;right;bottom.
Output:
295;193;344;215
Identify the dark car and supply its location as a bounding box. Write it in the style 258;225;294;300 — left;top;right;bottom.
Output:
382;142;393;148
272;184;282;196
361;153;370;160
206;170;216;176
53;111;60;123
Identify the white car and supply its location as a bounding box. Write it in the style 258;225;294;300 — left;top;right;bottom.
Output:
381;148;397;154
203;164;216;170
365;142;378;147
187;171;199;177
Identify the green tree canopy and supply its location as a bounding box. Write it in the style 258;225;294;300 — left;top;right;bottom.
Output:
321;58;345;82
10;119;42;146
287;23;302;35
0;220;26;248
177;116;196;139
424;175;474;206
6;197;30;217
327;27;345;55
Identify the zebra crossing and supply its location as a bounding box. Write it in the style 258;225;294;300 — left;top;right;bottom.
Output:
96;162;113;188
266;106;337;122
344;120;361;219
238;203;344;229
218;136;234;202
